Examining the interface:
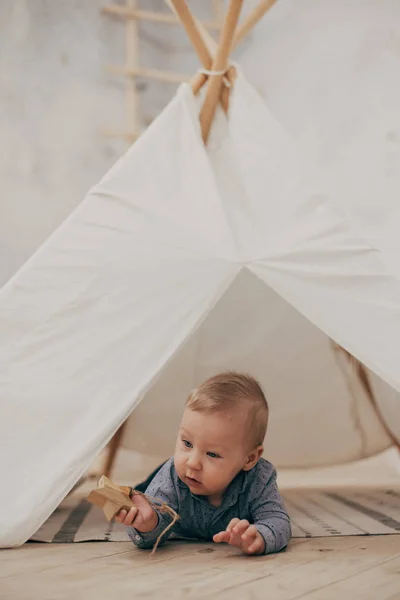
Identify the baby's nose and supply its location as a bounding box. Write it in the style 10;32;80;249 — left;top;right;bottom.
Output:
187;454;202;470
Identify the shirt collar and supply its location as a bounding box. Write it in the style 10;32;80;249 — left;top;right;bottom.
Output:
176;469;248;510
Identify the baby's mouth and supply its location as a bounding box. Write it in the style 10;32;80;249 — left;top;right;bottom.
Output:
186;475;201;486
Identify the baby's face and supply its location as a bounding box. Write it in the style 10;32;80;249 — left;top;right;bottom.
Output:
174;407;251;505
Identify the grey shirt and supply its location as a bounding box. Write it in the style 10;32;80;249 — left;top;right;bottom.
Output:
127;457;291;555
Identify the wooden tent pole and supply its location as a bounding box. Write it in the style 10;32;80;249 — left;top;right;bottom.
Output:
166;0;215;96
164;1;240;133
169;0;213;97
185;14;237;113
103;422;127;478
332;342;400;452
199;0;243;143
168;0;230;113
106;0;277;143
189;0;277;97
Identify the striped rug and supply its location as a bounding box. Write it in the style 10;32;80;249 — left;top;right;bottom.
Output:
31;488;400;543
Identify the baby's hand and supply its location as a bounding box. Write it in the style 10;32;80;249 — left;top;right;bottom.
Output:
213;519;265;555
115;492;158;533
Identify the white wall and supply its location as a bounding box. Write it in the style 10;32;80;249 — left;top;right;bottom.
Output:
1;1;112;285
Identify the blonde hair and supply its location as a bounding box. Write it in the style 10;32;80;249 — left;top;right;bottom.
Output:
186;372;268;448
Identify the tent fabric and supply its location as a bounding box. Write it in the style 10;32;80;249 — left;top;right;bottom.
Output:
238;0;400;447
1;74;400;547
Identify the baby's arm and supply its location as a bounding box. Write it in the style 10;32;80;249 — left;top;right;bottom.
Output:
121;459;179;550
249;467;292;555
213;465;291;555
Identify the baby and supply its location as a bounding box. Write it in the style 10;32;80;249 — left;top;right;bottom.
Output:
116;372;291;555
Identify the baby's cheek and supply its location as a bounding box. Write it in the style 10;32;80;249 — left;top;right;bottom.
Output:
173;453;185;476
209;463;229;484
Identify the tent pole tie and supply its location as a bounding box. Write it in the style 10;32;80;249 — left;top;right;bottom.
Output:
198;67;232;87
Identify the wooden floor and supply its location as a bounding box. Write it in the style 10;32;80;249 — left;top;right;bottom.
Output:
2;450;400;599
2;534;400;599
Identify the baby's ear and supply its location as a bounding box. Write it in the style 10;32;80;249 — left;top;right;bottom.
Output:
242;445;263;471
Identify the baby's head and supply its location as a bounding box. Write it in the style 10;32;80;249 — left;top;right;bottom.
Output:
174;372;268;505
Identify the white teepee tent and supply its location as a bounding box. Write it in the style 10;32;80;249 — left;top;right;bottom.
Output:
1;0;400;548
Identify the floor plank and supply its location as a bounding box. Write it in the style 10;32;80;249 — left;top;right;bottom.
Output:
297;554;400;600
0;542;132;579
216;536;400;600
2;535;400;600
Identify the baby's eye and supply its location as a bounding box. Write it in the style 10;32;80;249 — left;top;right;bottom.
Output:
183;439;192;448
207;452;220;459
